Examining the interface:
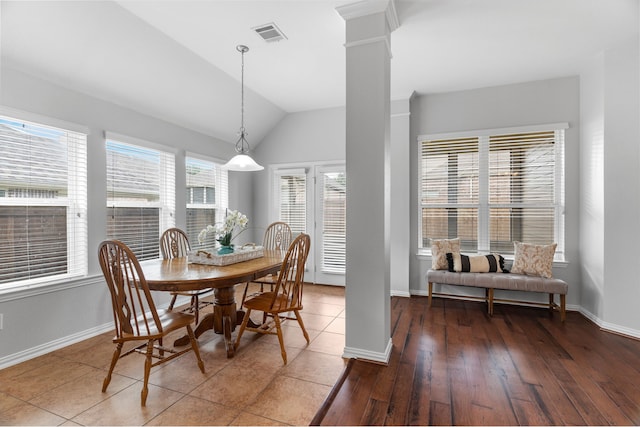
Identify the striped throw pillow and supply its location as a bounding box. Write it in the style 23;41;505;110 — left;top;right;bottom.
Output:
446;253;505;273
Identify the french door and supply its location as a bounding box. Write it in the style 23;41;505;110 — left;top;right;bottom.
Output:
273;163;346;286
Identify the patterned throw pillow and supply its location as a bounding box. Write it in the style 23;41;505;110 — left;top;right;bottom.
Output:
430;238;460;270
511;241;557;278
446;253;505;273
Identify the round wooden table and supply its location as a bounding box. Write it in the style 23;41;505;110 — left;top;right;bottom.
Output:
140;250;283;357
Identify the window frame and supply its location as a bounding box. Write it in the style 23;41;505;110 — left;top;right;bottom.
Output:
0;110;88;291
317;165;347;275
272;167;309;236
184;153;229;247
105;133;176;261
418;123;567;261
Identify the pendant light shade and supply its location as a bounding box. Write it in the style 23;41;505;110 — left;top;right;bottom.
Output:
224;153;264;171
223;45;264;171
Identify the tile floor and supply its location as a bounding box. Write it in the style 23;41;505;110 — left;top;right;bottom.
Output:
0;283;346;426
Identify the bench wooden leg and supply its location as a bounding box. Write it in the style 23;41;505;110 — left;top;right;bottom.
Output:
428;282;433;307
549;293;567;322
488;288;494;316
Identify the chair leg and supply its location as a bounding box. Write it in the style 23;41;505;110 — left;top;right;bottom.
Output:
192;295;199;324
263;283;277;325
187;325;205;373
234;308;251;351
168;294;178;311
428;282;433;307
560;294;566;322
294;310;310;344
273;315;287;364
240;282;250;306
141;340;154;406
102;342;123;392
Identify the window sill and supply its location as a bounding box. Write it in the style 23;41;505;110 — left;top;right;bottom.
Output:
0;274;103;303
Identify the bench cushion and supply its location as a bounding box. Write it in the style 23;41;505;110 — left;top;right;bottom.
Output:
427;269;568;295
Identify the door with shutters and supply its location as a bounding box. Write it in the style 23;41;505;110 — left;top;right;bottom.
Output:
314;166;346;285
273;163;346;286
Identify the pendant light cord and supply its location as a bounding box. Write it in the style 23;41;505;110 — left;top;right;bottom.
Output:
222;44;264;171
240;46;245;134
237;45;249;154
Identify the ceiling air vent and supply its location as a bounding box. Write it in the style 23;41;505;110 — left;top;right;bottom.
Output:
252;22;287;43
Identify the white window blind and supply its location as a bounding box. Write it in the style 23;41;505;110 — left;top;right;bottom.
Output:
319;169;346;274
420;136;479;252
488;130;562;252
106;139;175;260
276;169;307;235
419;124;566;256
185;156;228;247
0;115;88;287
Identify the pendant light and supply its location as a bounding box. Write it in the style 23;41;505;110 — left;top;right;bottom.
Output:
222;45;264;171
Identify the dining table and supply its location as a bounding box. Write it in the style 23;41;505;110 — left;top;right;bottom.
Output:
140;249;283;358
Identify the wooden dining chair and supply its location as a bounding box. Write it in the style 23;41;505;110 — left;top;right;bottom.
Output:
161;227;212;323
239;221;292;306
98;240;205;406
234;233;311;364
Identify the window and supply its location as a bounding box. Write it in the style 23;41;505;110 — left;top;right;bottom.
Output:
319;168;346;274
106;137;174;260
419;124;566;257
0;114;87;287
275;169;307;235
185;156;228;246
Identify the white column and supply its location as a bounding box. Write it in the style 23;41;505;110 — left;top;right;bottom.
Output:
337;0;398;363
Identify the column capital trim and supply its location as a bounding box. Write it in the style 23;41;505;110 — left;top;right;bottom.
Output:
344;35;392;58
336;0;399;31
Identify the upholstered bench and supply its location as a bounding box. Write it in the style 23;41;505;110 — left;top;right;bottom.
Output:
426;269;568;321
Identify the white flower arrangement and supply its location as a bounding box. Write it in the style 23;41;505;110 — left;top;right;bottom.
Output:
197;209;248;246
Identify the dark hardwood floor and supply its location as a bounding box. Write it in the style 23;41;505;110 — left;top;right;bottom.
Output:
312;295;640;426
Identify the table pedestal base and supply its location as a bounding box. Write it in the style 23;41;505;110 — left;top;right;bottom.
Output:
173;287;239;357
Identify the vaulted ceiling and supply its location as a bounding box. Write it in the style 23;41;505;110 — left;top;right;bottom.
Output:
2;0;638;145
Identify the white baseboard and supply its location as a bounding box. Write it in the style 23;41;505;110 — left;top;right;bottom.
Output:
578;307;640;340
343;338;392;364
411;289;640;339
0;299;177;370
3;292;638;371
0;322;114;370
390;290;411;297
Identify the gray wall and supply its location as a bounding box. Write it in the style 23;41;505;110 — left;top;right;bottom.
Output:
2;34;640;366
251;101;411;297
579;54;606;319
0;68;249;364
409;77;581;307
252;107;346;234
580;36;640;332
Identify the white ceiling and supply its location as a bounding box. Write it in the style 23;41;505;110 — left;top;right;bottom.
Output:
1;0;638;145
